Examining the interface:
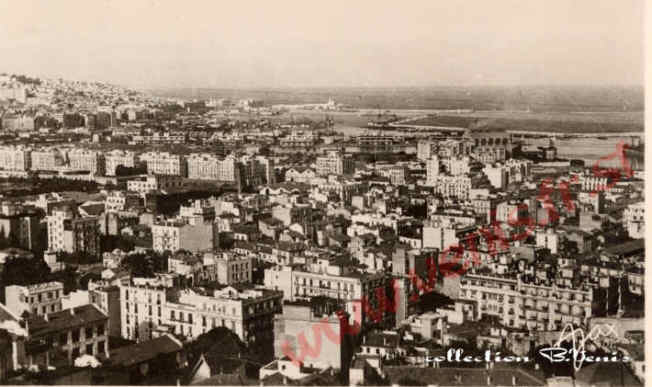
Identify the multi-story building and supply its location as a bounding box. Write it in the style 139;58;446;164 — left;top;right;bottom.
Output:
89;286;122;338
187;153;234;181
417;140;437;161
104;191;141;212
47;208;101;258
425;156;439;186
179;199;216;224
26;304;109;365
316;150;354;176
213;251;253;285
0;146;31;171
378;165;407;185
623;202;644;239
459;273;592;331
0;201;43;251
119;283;282;350
139;152;187;177
239;155;275;187
432;175;480;200
5;281;64;317
535;228;560;254
151;219;217;253
357;135;394;153
264;264;393;327
273;302;349;370
68;149;106;175
104;150;136;176
126;175;184;195
483;159;531;190
580;175;609;193
30;148;65;171
1;114;34;132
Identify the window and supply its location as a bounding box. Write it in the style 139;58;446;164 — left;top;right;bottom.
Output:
86;344;94;355
38;294;42;302
97;340;105;354
51;304;56;312
158;307;161;317
125;290;129;300
72;348;80;359
97;324;105;335
48;292;53;299
171;310;175;320
85;327;94;339
72;329;80;343
202;316;206;327
148;305;152;316
188;313;193;324
59;332;68;345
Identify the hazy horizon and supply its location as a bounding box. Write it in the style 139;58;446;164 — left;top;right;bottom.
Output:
0;0;644;89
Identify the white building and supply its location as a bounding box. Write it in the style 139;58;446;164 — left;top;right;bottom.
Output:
151;218;216;253
0;145;31;171
315;151;354;176
5;281;64;317
623;202;645;239
139;152;187;177
104;150;136;176
68;149;106;175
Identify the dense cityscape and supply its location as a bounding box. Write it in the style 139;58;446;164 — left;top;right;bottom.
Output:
0;69;644;387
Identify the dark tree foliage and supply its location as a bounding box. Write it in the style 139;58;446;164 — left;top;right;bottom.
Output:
396;376;427;386
0;177;99;197
115;164;147;176
48;266;80;294
0;257;52;302
101;235;136;253
121;252;169;278
57;251;99;266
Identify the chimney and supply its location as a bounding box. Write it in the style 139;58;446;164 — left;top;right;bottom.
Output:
283;376;288;385
70;308;75;316
43;314;49;322
512;376;516;386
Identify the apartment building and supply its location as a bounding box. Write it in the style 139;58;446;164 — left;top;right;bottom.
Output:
139;152;187;177
126;174;184;195
432;175;481;200
30;148;65;171
68;149;106;175
47;208;101;258
209;251;253;285
264;264;393;327
104;150;136;176
119;283;282;348
5;281;64;317
417;141;437;161
483;159;531;190
535;228;561;254
425;156;440;186
623;201;644;239
26;304;109;366
0;146;31;171
151;219;217;253
105;190;141;212
187;153;235;181
459;273;592;331
0;201;43;251
316;150;354;176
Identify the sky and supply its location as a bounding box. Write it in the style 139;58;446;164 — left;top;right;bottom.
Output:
0;0;644;89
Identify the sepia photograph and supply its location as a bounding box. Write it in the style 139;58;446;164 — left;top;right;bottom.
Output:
0;1;646;386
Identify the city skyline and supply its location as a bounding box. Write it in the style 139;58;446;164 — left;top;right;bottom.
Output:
0;0;644;89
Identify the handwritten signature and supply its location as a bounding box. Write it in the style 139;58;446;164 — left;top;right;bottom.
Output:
538;323;623;371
